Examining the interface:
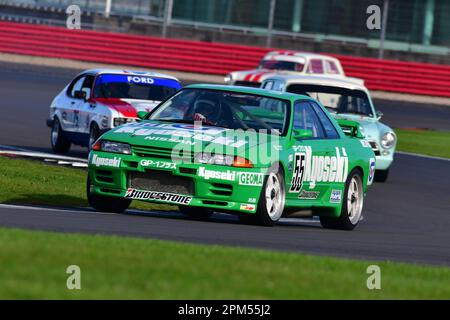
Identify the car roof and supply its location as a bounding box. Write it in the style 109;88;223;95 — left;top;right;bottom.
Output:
79;69;180;81
264;51;341;62
263;74;368;91
185;84;310;101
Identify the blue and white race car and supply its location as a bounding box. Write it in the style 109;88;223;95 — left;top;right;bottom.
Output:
260;75;396;182
47;69;181;153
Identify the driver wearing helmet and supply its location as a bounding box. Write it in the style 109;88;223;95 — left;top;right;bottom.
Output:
104;82;129;98
192;94;221;125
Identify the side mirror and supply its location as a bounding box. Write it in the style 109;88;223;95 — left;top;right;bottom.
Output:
292;129;313;140
376;110;383;120
74;90;87;100
137;111;148;120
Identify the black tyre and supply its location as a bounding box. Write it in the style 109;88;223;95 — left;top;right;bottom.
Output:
86;175;131;213
246;165;285;227
320;169;364;230
179;206;213;220
88;123;100;151
51;117;71;153
374;169;389;183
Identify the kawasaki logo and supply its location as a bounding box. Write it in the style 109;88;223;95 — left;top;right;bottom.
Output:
290;146;348;191
198;167;235;181
91;154;121;168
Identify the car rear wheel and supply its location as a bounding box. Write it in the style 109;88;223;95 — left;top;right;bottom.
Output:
320;169;364;230
51;117;71;153
245;166;285;227
374;169;389;183
88;123;100;151
86;175;131;213
179;206;213;220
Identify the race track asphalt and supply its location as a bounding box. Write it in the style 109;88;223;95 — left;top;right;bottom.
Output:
0;61;449;266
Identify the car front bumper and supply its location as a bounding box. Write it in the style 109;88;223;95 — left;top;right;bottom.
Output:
375;148;395;170
88;151;266;214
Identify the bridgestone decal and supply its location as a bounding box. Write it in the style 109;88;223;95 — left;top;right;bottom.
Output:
124;188;192;205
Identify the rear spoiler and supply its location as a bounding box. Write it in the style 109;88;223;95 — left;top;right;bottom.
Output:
336;119;364;138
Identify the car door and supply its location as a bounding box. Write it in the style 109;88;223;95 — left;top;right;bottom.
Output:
76;75;96;135
287;100;336;203
307;100;348;200
64;75;86;132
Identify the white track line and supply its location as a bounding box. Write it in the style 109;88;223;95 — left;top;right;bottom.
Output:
0;203;116;215
0;203;80;212
0;150;87;162
396;151;450;162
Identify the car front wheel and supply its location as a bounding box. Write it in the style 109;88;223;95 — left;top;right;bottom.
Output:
320;169;364;230
88;123;100;151
51;117;71;153
246;166;285;227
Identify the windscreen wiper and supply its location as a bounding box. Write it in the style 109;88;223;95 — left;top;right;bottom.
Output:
157;119;195;124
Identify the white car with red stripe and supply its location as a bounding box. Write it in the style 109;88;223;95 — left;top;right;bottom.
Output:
47;69;181;153
225;51;346;87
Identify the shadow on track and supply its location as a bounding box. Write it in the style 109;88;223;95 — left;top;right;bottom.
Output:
0;201;321;229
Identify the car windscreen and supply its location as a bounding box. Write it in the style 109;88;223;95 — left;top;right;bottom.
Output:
149;88;289;135
287;84;373;117
93;74;181;101
259;60;304;72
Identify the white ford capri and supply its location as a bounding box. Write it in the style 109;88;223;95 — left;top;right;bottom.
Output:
47;69;181;153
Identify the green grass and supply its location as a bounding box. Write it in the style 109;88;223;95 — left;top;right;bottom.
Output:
0;227;449;299
0;156;175;211
395;129;450;159
0;156;449;298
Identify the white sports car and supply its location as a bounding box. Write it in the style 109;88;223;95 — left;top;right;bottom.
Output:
47;69;181;153
225;51;347;87
260;74;397;182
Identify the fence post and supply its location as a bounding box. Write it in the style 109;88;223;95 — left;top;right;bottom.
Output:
266;0;276;48
105;0;112;18
162;0;174;38
422;0;435;45
378;0;389;59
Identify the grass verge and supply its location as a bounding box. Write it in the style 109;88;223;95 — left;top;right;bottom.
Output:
0;227;449;299
395;129;450;159
0;156;174;211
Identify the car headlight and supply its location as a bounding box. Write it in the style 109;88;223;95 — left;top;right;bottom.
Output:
113;117;135;127
380;132;396;149
194;153;253;168
92;140;131;154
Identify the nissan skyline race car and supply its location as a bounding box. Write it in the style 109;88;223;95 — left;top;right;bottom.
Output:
46;69;182;153
87;84;375;230
260;75;396;182
224;51;349;88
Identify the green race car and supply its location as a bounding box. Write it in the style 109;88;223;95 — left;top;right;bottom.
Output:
87;84;375;230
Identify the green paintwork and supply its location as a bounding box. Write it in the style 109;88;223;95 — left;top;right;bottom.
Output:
88;85;375;217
